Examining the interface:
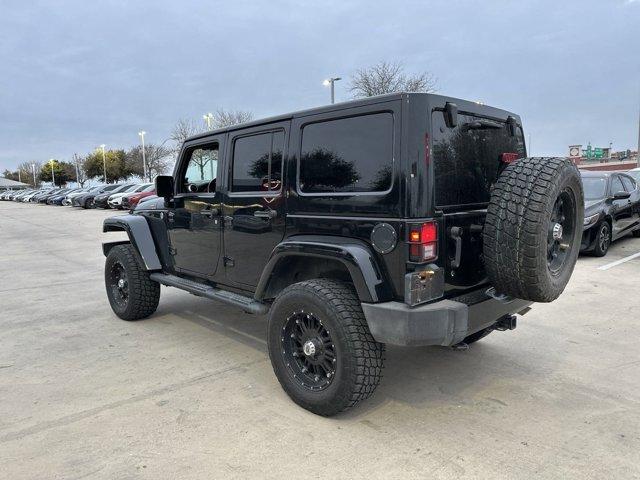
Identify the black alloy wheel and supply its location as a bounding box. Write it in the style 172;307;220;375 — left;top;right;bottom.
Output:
547;189;577;275
281;310;336;392
594;222;611;257
108;261;129;310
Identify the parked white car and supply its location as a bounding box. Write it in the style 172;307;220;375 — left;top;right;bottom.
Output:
108;183;152;209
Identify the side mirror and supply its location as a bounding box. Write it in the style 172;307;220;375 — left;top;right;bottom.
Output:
613;190;631;200
155;175;174;201
444;102;458;128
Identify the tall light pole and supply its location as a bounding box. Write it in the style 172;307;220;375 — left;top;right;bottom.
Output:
323;77;342;104
203;113;214;130
73;153;80;185
49;159;56;187
31;163;36;186
138;131;147;181
99;144;107;183
528;134;532;156
18;168;21;183
637;102;640;167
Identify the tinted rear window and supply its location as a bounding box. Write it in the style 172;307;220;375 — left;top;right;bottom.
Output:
299;112;393;194
432;112;525;206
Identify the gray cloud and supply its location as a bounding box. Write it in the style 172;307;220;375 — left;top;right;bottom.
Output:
1;0;638;170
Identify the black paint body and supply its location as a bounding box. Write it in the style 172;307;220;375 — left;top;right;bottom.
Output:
107;93;528;306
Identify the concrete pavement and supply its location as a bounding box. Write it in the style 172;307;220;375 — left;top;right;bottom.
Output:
1;201;639;479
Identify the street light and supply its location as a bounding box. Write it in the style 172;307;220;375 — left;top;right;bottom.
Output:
138;131;147;181
49;159;56;187
323;77;341;104
203;113;214;130
98;144;107;183
31;163;36;186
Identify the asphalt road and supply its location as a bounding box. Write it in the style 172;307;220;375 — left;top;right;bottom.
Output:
1;201;639;479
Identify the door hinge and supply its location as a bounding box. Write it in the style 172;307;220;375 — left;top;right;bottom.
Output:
224;256;235;267
169;246;177;255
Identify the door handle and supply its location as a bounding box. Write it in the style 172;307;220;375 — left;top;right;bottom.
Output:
254;210;277;219
449;226;463;269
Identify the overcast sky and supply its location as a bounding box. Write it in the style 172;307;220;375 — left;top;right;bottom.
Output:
1;0;638;171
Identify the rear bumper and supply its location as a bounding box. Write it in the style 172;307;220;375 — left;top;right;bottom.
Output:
362;295;533;346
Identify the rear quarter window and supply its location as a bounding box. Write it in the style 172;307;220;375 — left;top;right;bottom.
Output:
298;112;394;194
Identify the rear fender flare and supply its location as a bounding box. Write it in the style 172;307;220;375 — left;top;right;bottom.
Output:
255;236;388;303
102;214;162;270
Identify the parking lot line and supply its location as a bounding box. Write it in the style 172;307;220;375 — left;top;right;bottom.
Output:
597;251;640;271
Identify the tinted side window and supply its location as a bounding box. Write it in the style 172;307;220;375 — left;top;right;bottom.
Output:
621;175;635;192
299;113;393;194
432;112;526;206
611;176;625;194
231;131;283;193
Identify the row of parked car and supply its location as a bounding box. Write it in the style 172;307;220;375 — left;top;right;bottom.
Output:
0;182;158;211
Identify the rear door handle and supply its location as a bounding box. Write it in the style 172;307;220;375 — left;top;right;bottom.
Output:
449;226;463;269
254;210;277;219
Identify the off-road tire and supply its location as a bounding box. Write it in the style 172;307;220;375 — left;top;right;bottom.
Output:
484;157;584;302
105;244;160;320
83;198;92;209
267;279;384;416
592;221;611;257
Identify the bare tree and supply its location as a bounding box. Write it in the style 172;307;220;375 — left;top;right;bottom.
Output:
171;118;204;149
71;154;89;186
17;161;42;186
212;109;253;129
127;144;173;180
350;61;437;98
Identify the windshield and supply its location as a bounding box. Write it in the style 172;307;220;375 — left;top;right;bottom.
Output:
582;177;607;200
628;170;640;183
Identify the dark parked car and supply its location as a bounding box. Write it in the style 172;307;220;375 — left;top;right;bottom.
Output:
92;183;136;209
103;93;583;416
47;188;82;205
73;184;122;208
580;170;640;256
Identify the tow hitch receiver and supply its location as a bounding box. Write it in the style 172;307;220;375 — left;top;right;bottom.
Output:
493;314;517;331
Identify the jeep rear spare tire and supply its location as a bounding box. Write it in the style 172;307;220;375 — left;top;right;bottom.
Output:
483;157;584;302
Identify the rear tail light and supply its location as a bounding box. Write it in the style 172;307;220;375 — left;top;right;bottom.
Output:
501;152;519;164
408;222;437;262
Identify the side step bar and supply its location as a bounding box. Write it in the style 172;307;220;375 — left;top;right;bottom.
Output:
149;273;269;315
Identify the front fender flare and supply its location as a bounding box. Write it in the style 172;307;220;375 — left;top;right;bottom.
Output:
255;236;389;303
103;214;162;270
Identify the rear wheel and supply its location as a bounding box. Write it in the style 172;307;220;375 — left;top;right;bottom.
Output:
593;222;611;257
105;244;160;320
267;279;384;416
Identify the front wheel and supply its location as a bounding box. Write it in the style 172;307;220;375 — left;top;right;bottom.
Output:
105;244;160;320
267;279;384;416
593;222;611;257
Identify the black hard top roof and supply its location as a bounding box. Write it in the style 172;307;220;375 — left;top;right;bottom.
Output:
185;92;519;142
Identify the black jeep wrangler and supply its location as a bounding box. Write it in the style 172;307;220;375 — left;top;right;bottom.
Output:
103;93;584;416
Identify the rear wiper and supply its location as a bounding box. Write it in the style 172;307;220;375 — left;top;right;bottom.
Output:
461;120;503;131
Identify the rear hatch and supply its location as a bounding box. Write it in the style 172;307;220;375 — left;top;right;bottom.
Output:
430;107;526;298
